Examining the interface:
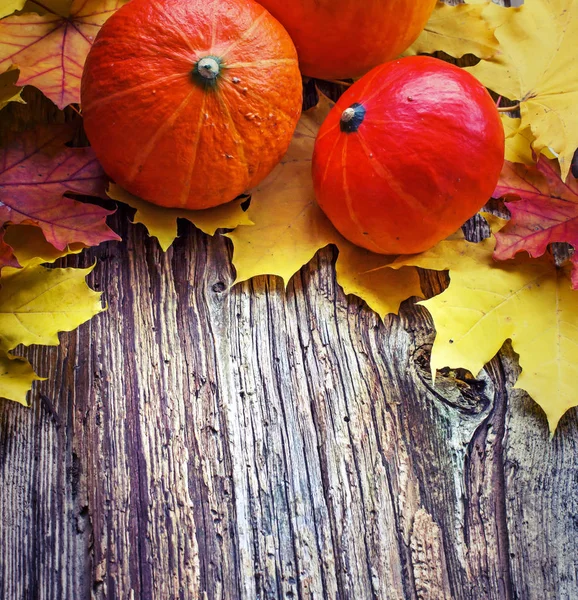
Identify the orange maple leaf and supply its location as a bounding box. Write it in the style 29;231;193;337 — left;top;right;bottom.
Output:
0;0;127;108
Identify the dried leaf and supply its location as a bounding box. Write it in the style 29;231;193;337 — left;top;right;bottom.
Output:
0;349;43;405
467;0;578;180
0;67;24;111
335;243;422;319
0;124;120;250
0;0;128;108
227;95;340;285
0;263;103;353
108;184;253;252
393;233;578;433
493;157;578;287
405;0;505;60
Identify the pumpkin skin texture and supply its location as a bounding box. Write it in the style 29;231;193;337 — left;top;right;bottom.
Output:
255;0;437;80
312;56;505;255
81;0;302;210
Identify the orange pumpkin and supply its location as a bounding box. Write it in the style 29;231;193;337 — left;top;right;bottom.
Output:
312;57;505;255
255;0;437;80
81;0;302;210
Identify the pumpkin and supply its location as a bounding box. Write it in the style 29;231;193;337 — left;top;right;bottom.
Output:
312;56;505;255
255;0;437;80
81;0;302;210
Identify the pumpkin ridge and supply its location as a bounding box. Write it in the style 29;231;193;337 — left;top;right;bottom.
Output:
157;4;199;55
126;90;196;184
219;9;269;60
224;57;298;69
355;131;432;215
214;92;248;174
315;120;339;144
319;134;342;187
81;73;184;112
341;138;364;240
179;93;208;207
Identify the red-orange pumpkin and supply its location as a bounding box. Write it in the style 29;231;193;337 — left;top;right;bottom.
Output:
255;0;437;80
81;0;302;210
312;56;505;255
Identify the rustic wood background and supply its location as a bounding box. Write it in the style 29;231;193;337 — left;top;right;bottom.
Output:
1;46;578;600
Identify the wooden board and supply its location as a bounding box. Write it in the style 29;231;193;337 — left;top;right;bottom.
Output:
1;73;577;600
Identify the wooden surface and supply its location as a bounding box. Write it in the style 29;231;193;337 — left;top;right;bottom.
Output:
2;84;578;600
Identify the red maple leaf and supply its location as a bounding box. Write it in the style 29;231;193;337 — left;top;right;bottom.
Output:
493;157;578;287
0;0;128;109
0;124;120;250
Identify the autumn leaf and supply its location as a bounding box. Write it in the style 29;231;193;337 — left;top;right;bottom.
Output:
227;95;340;285
405;0;506;60
0;68;24;111
501;116;536;165
0;263;103;353
335;244;422;320
0;0;25;19
0;227;20;271
0;124;120;250
392;230;578;432
108;184;253;252
3;223;84;267
0;0;128;108
493;157;578;287
0;349;43;405
467;0;578;180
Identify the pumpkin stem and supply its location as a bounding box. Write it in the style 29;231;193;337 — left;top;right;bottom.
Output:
340;103;366;133
192;56;223;88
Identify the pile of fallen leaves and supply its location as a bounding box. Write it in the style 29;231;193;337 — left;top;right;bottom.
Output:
0;0;577;433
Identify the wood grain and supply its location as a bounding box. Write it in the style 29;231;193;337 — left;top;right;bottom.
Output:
1;57;578;600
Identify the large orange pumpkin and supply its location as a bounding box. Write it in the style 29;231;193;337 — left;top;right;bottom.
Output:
81;0;302;210
312;57;505;255
255;0;437;80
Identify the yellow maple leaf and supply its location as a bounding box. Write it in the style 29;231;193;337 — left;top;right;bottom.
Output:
501;114;558;165
4;224;84;267
335;244;422;320
0;264;102;353
467;0;578;180
405;0;507;60
501;115;535;165
0;349;43;405
107;184;253;252
392;232;578;433
0;0;25;19
227;95;340;284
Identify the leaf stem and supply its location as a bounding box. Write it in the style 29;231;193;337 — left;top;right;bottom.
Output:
497;103;520;113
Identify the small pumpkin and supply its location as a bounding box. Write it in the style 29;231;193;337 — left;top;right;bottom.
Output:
255;0;437;80
312;56;505;255
81;0;302;210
